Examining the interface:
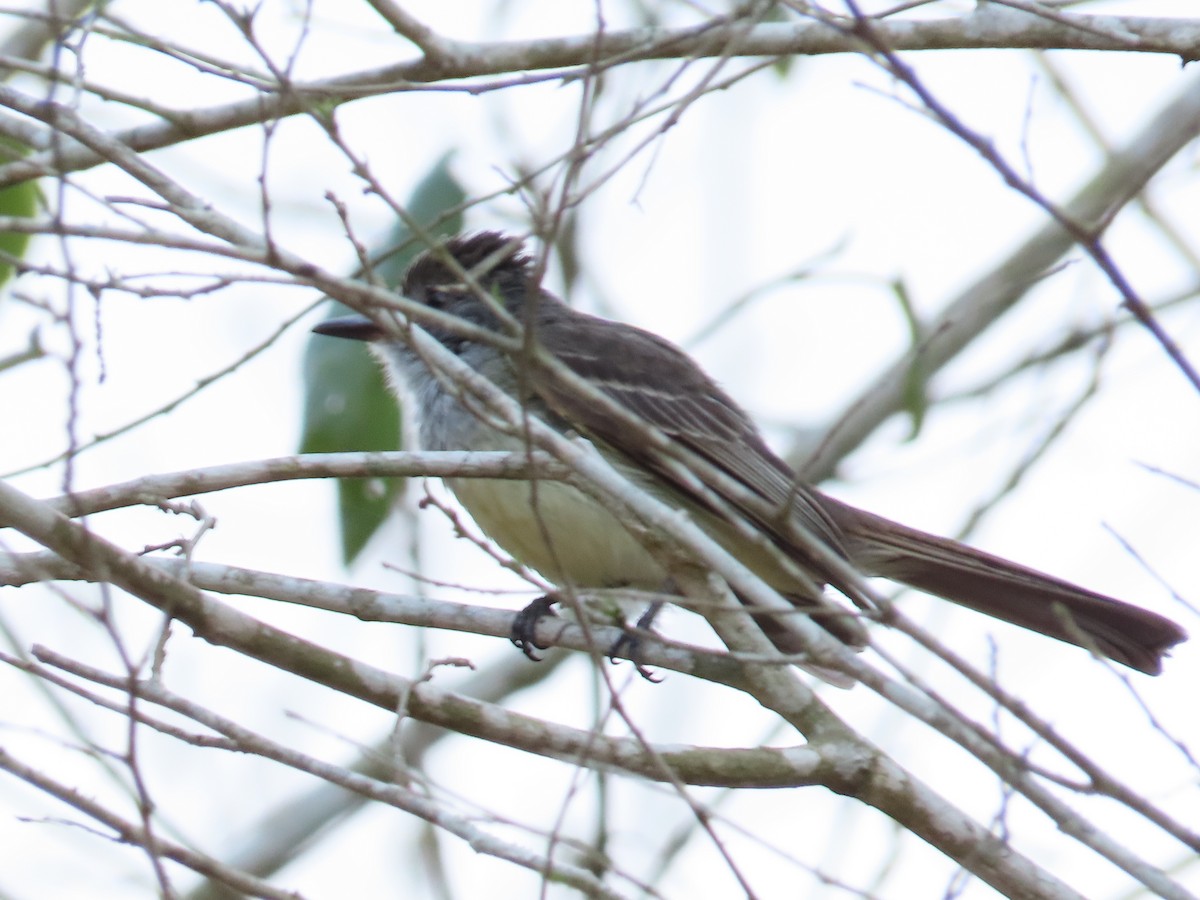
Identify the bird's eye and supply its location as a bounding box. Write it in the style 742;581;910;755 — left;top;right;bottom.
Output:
425;288;461;311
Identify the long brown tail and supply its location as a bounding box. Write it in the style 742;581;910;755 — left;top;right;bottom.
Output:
819;497;1186;675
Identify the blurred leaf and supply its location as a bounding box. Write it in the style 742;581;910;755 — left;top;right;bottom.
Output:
0;136;39;293
372;153;467;286
763;4;797;79
549;212;581;297
300;154;466;564
890;276;931;440
301;331;401;564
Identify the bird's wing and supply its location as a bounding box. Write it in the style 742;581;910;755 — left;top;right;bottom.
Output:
526;309;849;570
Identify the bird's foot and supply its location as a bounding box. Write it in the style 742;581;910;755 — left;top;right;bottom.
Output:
510;594;560;660
608;601;664;682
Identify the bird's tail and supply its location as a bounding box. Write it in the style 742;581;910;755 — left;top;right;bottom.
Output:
821;497;1185;675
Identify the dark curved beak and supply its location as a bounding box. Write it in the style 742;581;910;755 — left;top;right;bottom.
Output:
311;314;385;342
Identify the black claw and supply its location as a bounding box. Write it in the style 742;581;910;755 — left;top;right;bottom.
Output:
620;654;664;682
510;594;560;660
608;601;665;682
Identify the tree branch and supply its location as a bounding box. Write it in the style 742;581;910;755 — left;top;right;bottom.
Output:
0;9;1196;189
799;61;1200;480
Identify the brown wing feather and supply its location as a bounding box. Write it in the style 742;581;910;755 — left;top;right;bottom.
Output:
528;308;849;572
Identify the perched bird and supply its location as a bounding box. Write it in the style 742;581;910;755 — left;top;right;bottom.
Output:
313;231;1185;677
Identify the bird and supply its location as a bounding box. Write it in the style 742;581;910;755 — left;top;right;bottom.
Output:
312;230;1186;677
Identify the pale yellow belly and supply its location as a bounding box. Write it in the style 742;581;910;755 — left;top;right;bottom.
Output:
446;476;668;589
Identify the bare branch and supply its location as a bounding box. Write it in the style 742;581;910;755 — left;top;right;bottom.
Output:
800;62;1200;480
0;10;1197;188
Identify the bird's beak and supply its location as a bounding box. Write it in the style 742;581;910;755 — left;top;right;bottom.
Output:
311;314;385;342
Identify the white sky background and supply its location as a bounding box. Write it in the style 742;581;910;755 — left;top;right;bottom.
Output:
1;1;1199;898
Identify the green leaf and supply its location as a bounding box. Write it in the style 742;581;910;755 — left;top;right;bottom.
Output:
372;152;467;286
300;154;466;564
301;325;401;563
762;4;797;79
0;137;39;293
890;277;930;440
